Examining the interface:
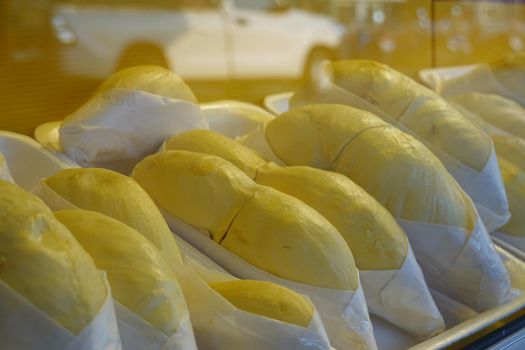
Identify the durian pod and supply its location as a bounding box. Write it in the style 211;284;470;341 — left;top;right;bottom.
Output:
59;66;207;174
54;209;197;350
0;180;121;349
132;150;377;349
95;65;198;103
450;93;525;139
0;152;13;182
132;150;357;291
201;100;276;139
439;53;525;106
489;136;525;251
34;169;334;350
242;103;511;311
164;130;445;338
210;280;313;327
290;60;509;232
34;167;183;264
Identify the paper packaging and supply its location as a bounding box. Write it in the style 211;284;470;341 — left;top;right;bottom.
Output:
286;71;510;233
240;124;512;312
33;181;332;350
162;211;377;350
435;64;525;106
0;157;13;183
0;273;122;350
59;88;208;174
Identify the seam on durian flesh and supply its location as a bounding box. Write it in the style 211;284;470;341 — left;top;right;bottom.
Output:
218;191;256;245
330;124;391;168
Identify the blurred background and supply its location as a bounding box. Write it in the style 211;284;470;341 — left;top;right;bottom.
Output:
1;0;525;134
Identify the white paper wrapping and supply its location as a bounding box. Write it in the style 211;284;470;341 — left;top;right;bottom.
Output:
0;156;14;183
0;273;122;350
435;64;525;106
360;247;444;340
33;181;332;350
397;215;512;311
115;302;197;350
492;232;525;253
162;211;377;350
287;76;510;233
59;88;208;174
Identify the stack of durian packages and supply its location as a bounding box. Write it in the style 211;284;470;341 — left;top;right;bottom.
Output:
3;54;525;350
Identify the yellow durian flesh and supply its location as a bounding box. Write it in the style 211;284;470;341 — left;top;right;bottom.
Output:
266;105;473;229
493;135;525;172
266;104;388;169
55;209;186;335
335;126;473;228
94;65;197;103
495;158;525;237
451;93;525;139
0;180;105;334
210;280;313;327
132;151;255;242
44;168;182;263
165;130;266;179
329;60;491;171
224;186;358;290
255;164;408;270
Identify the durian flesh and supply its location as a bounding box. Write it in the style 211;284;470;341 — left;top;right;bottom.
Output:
266;104;474;229
329;60;492;171
451;93;525;139
94;65;198;103
210;280;313;327
165;129;408;270
55;209;187;335
164;129;266;179
0;180;105;334
256;164;408;270
133;150;358;290
44;168;182;263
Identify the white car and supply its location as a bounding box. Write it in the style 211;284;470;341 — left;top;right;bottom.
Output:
52;0;344;81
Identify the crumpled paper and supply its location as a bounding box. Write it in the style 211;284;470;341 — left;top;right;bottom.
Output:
33;181;332;350
115;301;197;350
0;272;122;350
287;76;510;233
360;247;444;340
163;211;377;350
59;88;208;174
0;131;73;190
397;214;512;311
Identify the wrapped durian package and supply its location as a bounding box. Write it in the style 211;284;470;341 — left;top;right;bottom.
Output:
0;180;121;350
33;167;333;350
0;152;13;182
132;150;377;350
54;209;197;350
52;66;208;174
240;104;512;312
162;129;444;339
287;60;509;232
438;53;525;106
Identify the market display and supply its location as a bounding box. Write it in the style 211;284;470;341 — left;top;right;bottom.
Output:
242;103;511;311
164;129;444;338
289;60;510;233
